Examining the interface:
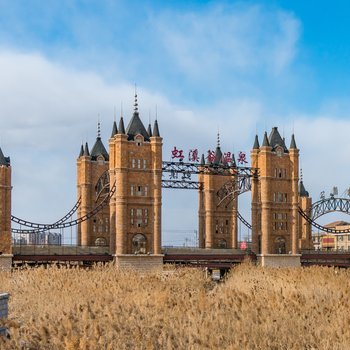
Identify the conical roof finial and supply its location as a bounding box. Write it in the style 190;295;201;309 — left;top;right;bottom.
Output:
83;142;90;157
253;135;260;149
217;131;221;148
153;119;160;137
231;152;236;167
147;123;152;137
0;147;8;166
111;121;118;137
79;144;84;157
118;116;125;134
262;131;270;147
290;133;297;149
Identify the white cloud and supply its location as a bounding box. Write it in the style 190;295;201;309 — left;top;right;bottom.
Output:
154;4;300;79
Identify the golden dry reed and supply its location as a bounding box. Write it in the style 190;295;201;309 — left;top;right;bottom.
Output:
1;263;350;349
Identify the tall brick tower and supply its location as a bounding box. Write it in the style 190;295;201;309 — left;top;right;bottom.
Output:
198;137;238;249
298;174;313;249
109;94;163;269
251;127;301;266
0;147;12;270
77;124;110;246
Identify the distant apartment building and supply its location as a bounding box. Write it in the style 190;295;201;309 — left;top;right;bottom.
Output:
14;232;62;245
312;221;350;251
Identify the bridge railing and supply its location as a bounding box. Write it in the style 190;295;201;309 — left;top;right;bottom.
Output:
301;248;350;254
13;244;110;256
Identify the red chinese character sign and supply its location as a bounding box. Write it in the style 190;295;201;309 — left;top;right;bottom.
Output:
171;147;184;161
207;150;215;163
188;149;199;162
222;152;233;164
237;151;248;165
170;147;248;166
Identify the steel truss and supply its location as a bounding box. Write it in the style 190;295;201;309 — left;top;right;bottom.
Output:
12;183;116;234
162;180;201;190
217;176;252;207
95;170;110;201
310;197;350;220
161;160;256;191
11;198;82;229
299;197;350;234
237;211;252;229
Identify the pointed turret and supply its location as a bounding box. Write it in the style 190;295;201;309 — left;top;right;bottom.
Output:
262;131;270;147
214;132;223;164
90;122;109;161
147;124;152;138
200;154;205;165
231;152;236;167
253;135;260;149
118;116;125;134
78;144;84;157
83;142;90;157
111;121;118;138
153;119;160;137
299;181;309;197
0;147;9;166
125;93;150;141
290;134;297;149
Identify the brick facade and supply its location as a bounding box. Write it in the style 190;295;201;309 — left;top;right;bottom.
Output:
0;152;12;256
77;99;163;259
251;128;312;254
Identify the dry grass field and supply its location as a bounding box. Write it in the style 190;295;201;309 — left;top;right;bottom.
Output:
1;263;350;349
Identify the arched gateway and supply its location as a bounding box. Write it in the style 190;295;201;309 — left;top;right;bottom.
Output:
1;94;327;270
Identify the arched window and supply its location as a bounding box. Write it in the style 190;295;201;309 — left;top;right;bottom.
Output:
95;237;107;246
132;234;147;254
275;236;286;254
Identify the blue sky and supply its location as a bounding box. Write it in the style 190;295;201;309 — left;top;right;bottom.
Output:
1;0;350;244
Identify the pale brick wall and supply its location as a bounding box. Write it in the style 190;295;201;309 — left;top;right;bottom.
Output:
257;254;301;268
116;254;163;272
0;255;12;271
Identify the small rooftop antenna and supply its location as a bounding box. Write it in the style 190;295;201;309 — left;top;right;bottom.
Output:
134;84;138;112
97;115;101;138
